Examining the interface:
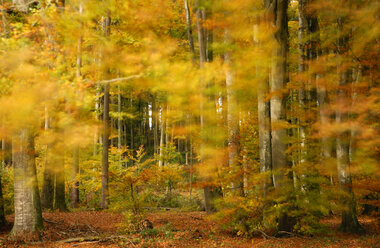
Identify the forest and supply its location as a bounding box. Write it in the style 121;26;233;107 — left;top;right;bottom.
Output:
0;0;379;247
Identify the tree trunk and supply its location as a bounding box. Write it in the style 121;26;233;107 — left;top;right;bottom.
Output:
184;0;196;59
41;110;54;210
41;147;54;210
101;81;110;209
195;0;219;213
101;15;111;209
225;28;240;194
54;144;67;211
10;128;43;239
265;0;292;232
336;16;363;234
267;0;288;190
71;146;80;208
255;21;272;197
118;84;122;165
71;4;82;208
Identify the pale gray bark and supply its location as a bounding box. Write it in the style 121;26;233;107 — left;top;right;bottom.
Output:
10;128;43;239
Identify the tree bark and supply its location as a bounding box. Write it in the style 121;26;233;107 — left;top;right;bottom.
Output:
195;0;220;213
255;21;272;197
10;128;43;239
267;0;288;190
71;4;82;208
184;0;196;59
54;143;67;211
101;81;110;209
41;111;54;210
158;106;165;168
225;28;240;194
41;146;54;210
71;146;80;208
265;0;292;232
336;16;363;234
101;15;111;209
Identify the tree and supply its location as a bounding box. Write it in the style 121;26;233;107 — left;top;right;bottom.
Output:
335;12;363;234
225;23;241;195
101;14;111;209
265;0;292;232
10;128;43;239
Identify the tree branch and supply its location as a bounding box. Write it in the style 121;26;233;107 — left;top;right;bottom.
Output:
97;74;143;84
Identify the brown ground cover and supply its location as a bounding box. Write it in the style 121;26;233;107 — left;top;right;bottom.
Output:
0;211;378;247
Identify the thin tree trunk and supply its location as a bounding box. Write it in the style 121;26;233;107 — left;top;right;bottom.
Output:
184;0;195;59
225;28;240;194
256;22;272;197
118;84;122;165
101;14;111;209
195;0;220;213
153;96;158;156
158;106;164;168
10;128;43;239
41;108;54;210
71;146;79;208
71;3;82;208
54;154;67;212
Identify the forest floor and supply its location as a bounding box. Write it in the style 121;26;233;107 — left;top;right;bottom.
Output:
0;210;379;247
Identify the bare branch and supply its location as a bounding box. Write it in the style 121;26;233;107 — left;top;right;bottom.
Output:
97;74;143;84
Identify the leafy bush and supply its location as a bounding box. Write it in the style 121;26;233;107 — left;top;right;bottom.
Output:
1;166;14;215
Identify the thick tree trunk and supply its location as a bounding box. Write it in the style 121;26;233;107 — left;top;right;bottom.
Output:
265;0;292;232
258;77;272;195
10;129;43;239
268;0;288;190
255;22;272;197
336;16;363;234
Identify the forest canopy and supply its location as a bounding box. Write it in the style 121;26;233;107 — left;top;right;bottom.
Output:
0;0;379;244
